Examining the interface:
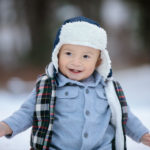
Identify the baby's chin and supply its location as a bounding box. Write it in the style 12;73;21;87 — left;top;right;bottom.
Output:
66;76;82;81
66;74;88;81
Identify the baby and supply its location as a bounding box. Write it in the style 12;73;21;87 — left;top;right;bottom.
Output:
0;16;150;150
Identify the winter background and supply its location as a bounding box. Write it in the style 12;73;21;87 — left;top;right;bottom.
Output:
0;0;150;149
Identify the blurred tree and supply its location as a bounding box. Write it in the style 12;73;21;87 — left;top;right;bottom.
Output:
13;0;64;67
125;0;150;59
1;0;150;69
22;0;54;66
137;1;150;53
70;0;103;23
13;0;104;67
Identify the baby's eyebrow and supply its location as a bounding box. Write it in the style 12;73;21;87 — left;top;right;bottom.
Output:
63;49;73;52
83;51;95;55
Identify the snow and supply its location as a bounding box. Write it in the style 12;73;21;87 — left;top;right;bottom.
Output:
0;65;150;150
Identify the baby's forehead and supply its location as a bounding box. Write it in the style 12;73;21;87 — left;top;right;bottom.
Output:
60;44;100;54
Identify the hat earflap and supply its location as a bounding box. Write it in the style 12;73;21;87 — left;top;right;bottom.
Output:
96;49;111;80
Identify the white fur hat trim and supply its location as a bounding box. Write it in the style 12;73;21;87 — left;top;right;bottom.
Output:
51;21;111;80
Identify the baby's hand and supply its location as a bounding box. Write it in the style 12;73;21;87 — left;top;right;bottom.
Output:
141;133;150;147
0;122;12;137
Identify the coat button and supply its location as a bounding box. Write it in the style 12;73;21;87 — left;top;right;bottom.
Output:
85;110;90;116
65;91;68;96
86;89;89;94
84;132;88;138
104;93;106;97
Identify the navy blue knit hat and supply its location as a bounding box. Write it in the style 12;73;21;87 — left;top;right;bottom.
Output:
48;16;112;80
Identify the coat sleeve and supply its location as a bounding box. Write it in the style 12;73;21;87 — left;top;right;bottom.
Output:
3;88;36;138
125;106;149;142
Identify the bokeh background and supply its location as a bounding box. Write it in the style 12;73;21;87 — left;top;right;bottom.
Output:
0;0;150;149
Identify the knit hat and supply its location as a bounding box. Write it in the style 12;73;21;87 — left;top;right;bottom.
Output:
48;16;112;80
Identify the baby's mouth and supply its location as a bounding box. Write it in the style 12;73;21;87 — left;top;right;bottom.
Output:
69;69;82;73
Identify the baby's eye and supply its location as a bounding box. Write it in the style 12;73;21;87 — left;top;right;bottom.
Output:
65;52;72;56
83;55;90;59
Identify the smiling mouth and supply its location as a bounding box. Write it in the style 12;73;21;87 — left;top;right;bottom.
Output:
69;69;82;73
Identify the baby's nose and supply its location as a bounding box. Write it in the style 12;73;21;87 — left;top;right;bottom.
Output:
72;57;82;66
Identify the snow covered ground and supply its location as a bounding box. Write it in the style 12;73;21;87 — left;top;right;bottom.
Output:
0;65;150;150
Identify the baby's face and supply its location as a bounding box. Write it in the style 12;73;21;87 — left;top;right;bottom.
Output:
58;44;101;81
